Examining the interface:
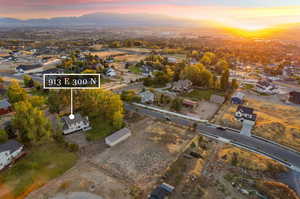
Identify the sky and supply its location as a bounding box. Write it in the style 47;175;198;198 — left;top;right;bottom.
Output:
1;0;300;29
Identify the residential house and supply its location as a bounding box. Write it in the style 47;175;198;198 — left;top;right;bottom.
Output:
105;67;117;77
172;80;192;93
167;57;177;64
15;64;43;74
148;183;174;199
139;91;155;104
231;92;245;104
0;140;24;170
0;99;11;116
289;91;300;104
235;106;257;122
141;65;153;77
210;95;225;104
105;128;131;147
255;80;278;94
61;114;91;135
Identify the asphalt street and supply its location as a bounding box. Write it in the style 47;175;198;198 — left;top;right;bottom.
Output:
125;103;300;172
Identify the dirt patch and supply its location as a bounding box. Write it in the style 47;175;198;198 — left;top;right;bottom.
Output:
91;118;195;190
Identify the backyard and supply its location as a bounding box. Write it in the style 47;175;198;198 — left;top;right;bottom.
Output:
183;89;225;101
0;142;77;199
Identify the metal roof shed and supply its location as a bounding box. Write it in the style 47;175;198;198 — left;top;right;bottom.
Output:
105;128;132;147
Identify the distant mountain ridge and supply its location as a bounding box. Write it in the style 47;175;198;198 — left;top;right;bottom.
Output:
0;13;199;27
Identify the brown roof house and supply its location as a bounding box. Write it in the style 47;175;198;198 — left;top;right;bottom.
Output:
289;91;300;104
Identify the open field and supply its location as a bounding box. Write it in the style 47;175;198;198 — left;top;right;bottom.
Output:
183;89;225;101
90;50;125;58
91;118;195;189
0;142;77;199
114;54;146;62
218;145;287;172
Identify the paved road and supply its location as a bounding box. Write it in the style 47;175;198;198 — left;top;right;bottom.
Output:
125;103;300;172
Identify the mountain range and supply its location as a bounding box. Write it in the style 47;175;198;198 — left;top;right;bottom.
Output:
0;13;199;27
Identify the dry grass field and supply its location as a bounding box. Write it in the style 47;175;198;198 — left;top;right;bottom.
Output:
218;145;287;172
214;97;300;151
90;50;125;58
114;54;146;62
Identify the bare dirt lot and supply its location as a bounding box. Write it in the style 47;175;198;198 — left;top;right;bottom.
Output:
27;118;196;199
91;118;195;189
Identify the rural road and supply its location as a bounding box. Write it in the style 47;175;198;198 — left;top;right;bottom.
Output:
124;103;300;172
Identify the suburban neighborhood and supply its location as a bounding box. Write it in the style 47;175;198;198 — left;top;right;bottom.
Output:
0;3;300;199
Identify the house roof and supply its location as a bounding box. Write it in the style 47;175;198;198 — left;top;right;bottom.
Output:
210;94;225;104
16;64;42;71
105;128;131;144
237;105;253;114
0;140;23;153
149;187;169;199
232;92;245;100
61;114;88;129
0;99;11;109
139;91;154;100
290;91;300;98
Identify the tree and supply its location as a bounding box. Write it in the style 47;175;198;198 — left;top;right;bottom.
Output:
180;64;212;87
79;89;124;123
12;101;51;143
171;98;182;112
23;75;34;88
0;129;8;143
7;81;28;104
28;96;45;108
215;59;229;74
112;111;123;129
231;79;239;90
220;69;230;90
121;90;141;103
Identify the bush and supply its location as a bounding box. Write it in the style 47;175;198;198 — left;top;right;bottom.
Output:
0;129;8;143
67;143;79;152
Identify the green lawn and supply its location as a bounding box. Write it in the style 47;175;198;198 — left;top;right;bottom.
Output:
86;118;115;141
0;142;77;198
129;65;141;74
183;89;225;101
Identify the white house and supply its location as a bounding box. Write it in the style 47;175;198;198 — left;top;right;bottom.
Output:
0;140;24;170
61;114;91;135
255;80;278;94
105;128;131;147
139;91;155;104
105;67;117;77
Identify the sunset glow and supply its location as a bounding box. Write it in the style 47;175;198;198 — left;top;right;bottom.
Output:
0;0;300;30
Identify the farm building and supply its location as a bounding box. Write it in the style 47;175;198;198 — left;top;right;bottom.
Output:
105;128;131;147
